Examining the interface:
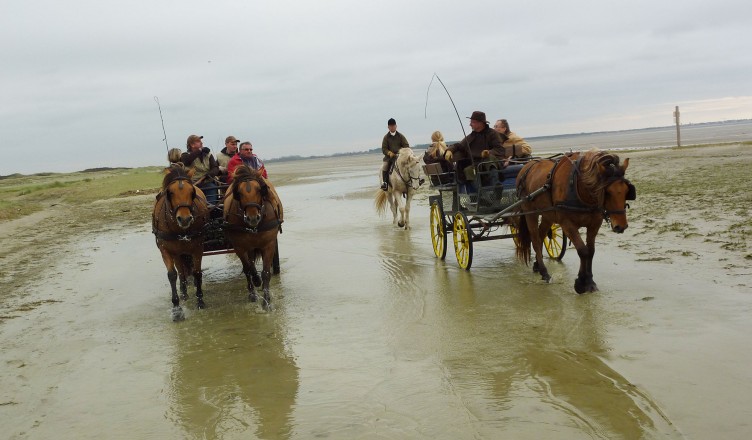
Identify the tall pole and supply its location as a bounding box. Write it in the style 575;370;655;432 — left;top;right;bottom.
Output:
674;106;681;147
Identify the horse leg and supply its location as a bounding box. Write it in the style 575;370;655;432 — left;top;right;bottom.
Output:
395;190;406;228
564;226;591;294
389;191;399;226
260;242;275;310
175;255;189;300
584;226;600;292
239;250;258;302
526;215;550;282
159;249;184;321
191;253;205;309
403;190;412;230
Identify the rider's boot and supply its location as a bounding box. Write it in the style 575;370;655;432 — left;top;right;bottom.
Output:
381;171;389;191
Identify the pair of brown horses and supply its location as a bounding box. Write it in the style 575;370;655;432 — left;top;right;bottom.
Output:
153;165;282;320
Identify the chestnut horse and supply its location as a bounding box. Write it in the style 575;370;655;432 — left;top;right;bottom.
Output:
223;166;284;309
515;149;636;293
152;165;210;320
374;148;423;230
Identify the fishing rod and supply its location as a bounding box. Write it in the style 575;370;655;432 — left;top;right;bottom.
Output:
154;96;169;152
424;73;472;166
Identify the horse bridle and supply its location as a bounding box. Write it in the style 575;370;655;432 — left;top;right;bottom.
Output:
395;162;422;190
600;164;636;221
230;178;267;231
165;177;197;218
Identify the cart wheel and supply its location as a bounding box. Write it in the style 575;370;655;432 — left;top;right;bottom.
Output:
429;202;447;259
508;224;520;247
544;223;567;260
452;212;473;270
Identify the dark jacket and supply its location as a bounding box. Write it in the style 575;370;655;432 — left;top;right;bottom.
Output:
180;149;219;182
447;125;504;163
382;131;410;161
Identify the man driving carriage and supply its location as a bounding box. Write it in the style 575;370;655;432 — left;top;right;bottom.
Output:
380;117;410;191
441;111;504;189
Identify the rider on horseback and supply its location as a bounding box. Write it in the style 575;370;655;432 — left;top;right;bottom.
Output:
381;118;410;191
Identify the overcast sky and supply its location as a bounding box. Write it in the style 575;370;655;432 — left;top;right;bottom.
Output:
2;0;751;174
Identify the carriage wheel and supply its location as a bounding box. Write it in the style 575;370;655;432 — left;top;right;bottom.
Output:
544;223;567;260
508;224;520;247
452;212;473;270
429;202;447;259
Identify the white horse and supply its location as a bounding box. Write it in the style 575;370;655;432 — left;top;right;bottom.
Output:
375;148;423;230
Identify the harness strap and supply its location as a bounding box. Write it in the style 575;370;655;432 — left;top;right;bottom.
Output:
152;228;205;242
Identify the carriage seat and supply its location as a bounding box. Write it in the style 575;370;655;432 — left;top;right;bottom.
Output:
423;163;454;186
499;164;524;186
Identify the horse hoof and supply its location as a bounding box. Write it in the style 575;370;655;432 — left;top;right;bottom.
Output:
249;293;257;302
196;300;206;309
261;295;272;311
542;273;552;283
171;306;185;322
574;280;587;294
252;274;262;287
398;221;405;228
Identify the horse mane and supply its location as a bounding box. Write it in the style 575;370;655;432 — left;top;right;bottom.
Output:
161;163;190;190
579;149;622;206
232;165;263;183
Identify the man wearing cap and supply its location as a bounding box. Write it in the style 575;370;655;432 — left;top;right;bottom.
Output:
226;141;268;184
380;117;410;191
180;134;220;204
217;135;240;182
442;111;503;170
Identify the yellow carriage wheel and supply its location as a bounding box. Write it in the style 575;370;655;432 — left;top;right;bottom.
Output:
452;212;473;270
508;224;520;247
429;202;447;259
544;223;567;260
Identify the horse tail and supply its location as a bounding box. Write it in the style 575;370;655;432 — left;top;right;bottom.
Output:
515;216;532;265
374;189;388;214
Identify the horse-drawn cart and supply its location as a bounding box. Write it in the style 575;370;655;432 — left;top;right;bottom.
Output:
424;160;566;270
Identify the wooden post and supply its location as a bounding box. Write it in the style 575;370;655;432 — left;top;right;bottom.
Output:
674;106;681;147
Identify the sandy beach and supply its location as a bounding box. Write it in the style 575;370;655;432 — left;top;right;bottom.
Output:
1;143;751;439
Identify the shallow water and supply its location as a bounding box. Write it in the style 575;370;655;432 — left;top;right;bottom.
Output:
2;155;751;439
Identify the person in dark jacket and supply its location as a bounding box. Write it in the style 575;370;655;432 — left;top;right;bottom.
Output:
180;134;220;204
442;111;504;185
380;117;410;191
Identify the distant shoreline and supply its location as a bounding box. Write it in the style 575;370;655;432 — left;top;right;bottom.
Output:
2;119;750;177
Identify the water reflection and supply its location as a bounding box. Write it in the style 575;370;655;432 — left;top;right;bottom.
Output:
167;291;299;439
377;226;680;438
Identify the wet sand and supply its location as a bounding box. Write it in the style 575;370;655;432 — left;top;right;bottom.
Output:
1;145;751;439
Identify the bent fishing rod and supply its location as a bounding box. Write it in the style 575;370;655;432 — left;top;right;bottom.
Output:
424;73;473;167
154;96;169;152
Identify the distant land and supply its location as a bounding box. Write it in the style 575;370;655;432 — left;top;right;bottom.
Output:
265;118;752;163
1;119;750;178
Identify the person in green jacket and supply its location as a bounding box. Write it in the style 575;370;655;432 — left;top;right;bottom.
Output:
380;118;410;191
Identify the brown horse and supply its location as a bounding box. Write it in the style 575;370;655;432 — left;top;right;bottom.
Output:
223;166;283;309
515;149;636;293
152;165;210;320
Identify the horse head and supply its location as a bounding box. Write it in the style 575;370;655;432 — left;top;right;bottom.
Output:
596;155;636;233
232;166;268;229
162;165;199;229
397;148;423;190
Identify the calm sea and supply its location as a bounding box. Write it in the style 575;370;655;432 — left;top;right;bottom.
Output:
527;120;752;154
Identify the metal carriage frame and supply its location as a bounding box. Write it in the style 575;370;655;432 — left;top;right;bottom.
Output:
424;159;566;270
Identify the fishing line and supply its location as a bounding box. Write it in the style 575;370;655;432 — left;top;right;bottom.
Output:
425;73;467;141
154;96;169;152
